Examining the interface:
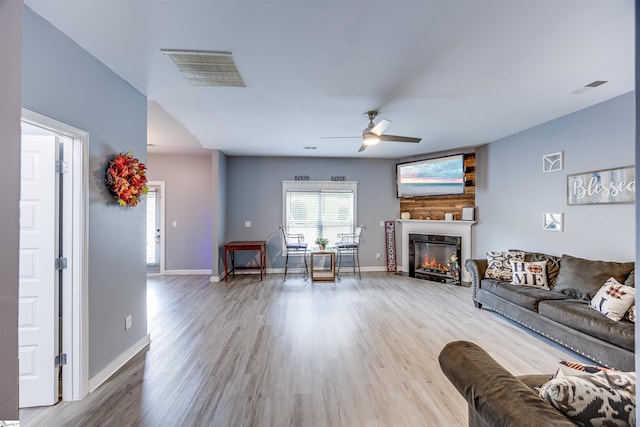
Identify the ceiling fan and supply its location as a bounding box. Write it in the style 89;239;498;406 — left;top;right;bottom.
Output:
323;110;421;152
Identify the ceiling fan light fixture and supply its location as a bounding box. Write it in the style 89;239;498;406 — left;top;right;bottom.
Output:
362;132;380;146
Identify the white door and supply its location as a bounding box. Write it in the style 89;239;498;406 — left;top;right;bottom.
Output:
146;186;160;273
18;135;59;408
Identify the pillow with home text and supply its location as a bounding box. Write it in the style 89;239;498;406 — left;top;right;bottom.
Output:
510;261;549;290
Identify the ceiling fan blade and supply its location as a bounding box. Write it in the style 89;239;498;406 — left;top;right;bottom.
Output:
357;143;367;152
370;118;391;136
320;136;361;139
379;134;421;143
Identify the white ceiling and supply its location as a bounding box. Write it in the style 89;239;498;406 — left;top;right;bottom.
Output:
25;0;634;159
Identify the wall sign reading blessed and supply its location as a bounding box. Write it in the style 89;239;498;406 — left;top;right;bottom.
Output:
567;165;635;205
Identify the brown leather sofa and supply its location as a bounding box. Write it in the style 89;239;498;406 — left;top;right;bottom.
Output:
439;341;576;427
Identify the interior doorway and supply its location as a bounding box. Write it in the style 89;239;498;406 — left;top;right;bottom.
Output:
19;110;89;407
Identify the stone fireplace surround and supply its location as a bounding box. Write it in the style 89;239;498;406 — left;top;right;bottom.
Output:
397;219;476;283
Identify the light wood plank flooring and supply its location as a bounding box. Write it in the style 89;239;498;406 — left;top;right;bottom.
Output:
21;272;584;426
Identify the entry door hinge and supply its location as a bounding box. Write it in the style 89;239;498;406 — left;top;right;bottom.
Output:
55;160;69;174
55;353;67;367
55;257;68;270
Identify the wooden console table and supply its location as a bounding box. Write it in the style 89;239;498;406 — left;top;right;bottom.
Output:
224;240;266;281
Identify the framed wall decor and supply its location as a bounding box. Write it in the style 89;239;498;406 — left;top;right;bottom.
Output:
543;213;563;231
542;151;563;173
567;165;635;205
461;206;475;221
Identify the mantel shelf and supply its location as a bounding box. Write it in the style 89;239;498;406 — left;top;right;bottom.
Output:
396;219;477;226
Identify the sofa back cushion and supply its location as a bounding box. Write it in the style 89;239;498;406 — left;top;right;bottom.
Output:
554;254;634;300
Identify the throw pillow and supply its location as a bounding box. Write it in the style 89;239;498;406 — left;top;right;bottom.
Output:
510;261;549;290
589;278;636;321
626;305;635;323
530;253;561;289
539;370;636;427
484;251;525;281
554;360;609;378
554;254;635;301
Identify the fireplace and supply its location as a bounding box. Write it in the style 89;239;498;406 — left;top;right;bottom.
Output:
409;233;462;284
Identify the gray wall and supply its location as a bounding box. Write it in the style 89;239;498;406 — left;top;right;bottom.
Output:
225;156;399;269
213;151;228;277
23;7;148;378
475;92;635;262
147;153;214;271
0;0;22;419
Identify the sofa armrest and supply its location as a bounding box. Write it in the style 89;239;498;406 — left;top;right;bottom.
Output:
465;259;487;304
439;341;575;427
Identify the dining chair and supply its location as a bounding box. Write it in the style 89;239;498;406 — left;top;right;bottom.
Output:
336;225;365;279
279;225;308;280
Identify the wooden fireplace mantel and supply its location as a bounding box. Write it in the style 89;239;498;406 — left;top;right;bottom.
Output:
397;219;477;283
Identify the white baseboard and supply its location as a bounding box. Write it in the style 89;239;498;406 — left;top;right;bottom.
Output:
88;334;150;393
209;266;390;282
163;269;212;275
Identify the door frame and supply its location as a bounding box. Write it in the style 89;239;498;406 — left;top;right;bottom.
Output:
22;109;89;401
147;181;166;275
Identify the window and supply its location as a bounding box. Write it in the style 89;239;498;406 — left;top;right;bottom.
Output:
282;181;357;247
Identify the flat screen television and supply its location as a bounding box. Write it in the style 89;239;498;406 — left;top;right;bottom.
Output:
396;154;465;198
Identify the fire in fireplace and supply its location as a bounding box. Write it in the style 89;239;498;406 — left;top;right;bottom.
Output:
409;233;462;284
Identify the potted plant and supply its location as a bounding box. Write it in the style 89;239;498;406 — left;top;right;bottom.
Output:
315;237;329;250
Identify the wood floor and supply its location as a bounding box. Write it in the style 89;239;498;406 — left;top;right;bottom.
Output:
21;272;583;427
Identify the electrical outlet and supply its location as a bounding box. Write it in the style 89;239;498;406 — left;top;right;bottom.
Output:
244;221;251;228
380;221;384;227
376;253;381;260
125;315;132;330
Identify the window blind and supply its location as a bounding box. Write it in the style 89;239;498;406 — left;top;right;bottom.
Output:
285;190;354;245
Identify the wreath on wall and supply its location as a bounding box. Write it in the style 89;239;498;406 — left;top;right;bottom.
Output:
105;151;148;207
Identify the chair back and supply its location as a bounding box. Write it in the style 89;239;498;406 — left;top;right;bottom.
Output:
337;225;365;247
353;225;364;245
279;225;305;248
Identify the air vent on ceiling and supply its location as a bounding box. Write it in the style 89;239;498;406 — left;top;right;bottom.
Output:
571;80;608;94
585;80;608;88
161;50;245;87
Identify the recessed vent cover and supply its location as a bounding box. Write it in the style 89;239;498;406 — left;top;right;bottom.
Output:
571;80;608;94
585;80;608;88
161;50;246;87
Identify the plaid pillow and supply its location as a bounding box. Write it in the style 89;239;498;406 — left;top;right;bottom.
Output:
589;277;636;321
